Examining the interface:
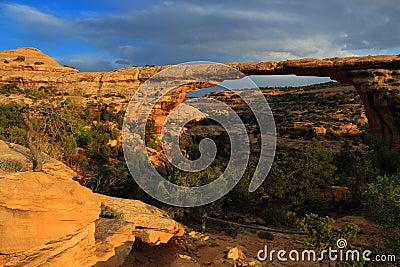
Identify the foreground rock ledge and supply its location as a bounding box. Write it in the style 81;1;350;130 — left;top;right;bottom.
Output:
0;140;184;267
101;195;185;245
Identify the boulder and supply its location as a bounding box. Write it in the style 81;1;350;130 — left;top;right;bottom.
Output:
226;246;247;261
0;171;101;266
101;195;185;245
0;140;185;266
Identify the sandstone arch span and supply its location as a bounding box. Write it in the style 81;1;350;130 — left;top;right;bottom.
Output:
227;56;400;150
149;56;400;150
0;49;399;150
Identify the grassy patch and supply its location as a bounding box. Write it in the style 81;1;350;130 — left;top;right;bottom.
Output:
0;159;24;172
100;203;122;219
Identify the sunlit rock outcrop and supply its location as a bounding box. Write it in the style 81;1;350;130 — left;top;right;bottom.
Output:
0;140;184;266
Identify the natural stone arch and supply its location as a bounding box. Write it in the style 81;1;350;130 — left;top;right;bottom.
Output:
226;56;400;150
1;49;399;150
147;56;400;150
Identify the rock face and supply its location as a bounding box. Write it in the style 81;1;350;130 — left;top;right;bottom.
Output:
0;171;102;266
0;140;184;266
0;48;399;149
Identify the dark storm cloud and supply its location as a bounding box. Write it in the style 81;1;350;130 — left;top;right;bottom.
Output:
2;0;399;71
115;59;131;65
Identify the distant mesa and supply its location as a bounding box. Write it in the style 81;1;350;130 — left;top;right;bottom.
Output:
0;47;77;73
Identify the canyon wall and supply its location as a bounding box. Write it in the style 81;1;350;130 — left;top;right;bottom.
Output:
1;48;399;150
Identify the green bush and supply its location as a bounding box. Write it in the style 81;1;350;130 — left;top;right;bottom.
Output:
87;132;111;162
266;139;337;215
362;172;400;263
363;174;400;226
299;213;362;265
383;229;400;260
0;103;26;145
362;132;400;175
78;130;93;147
23;88;46;100
85;162;135;197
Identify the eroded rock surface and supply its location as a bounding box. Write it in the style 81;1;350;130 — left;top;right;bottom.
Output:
0;171;101;266
0;140;184;266
90;218;136;267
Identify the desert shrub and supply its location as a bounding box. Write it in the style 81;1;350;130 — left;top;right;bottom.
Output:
258;205;297;226
362;132;400;175
383;229;400;261
0;159;24;172
100;203;121;219
166;163;224;188
84;162;136;197
334;142;379;201
103;93;115;98
62;64;76;69
23;88;46;100
335;134;400;203
86;133;111;163
225;164;265;213
0;103;26;145
299;213;362;265
13;56;25;62
266;139;337;215
363;174;400;227
0;83;21;94
34;61;44;65
5;126;26;144
361;173;400;264
257;231;274;240
77;130;93;147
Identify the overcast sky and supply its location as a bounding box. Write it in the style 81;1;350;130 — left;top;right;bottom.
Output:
1;0;399;74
